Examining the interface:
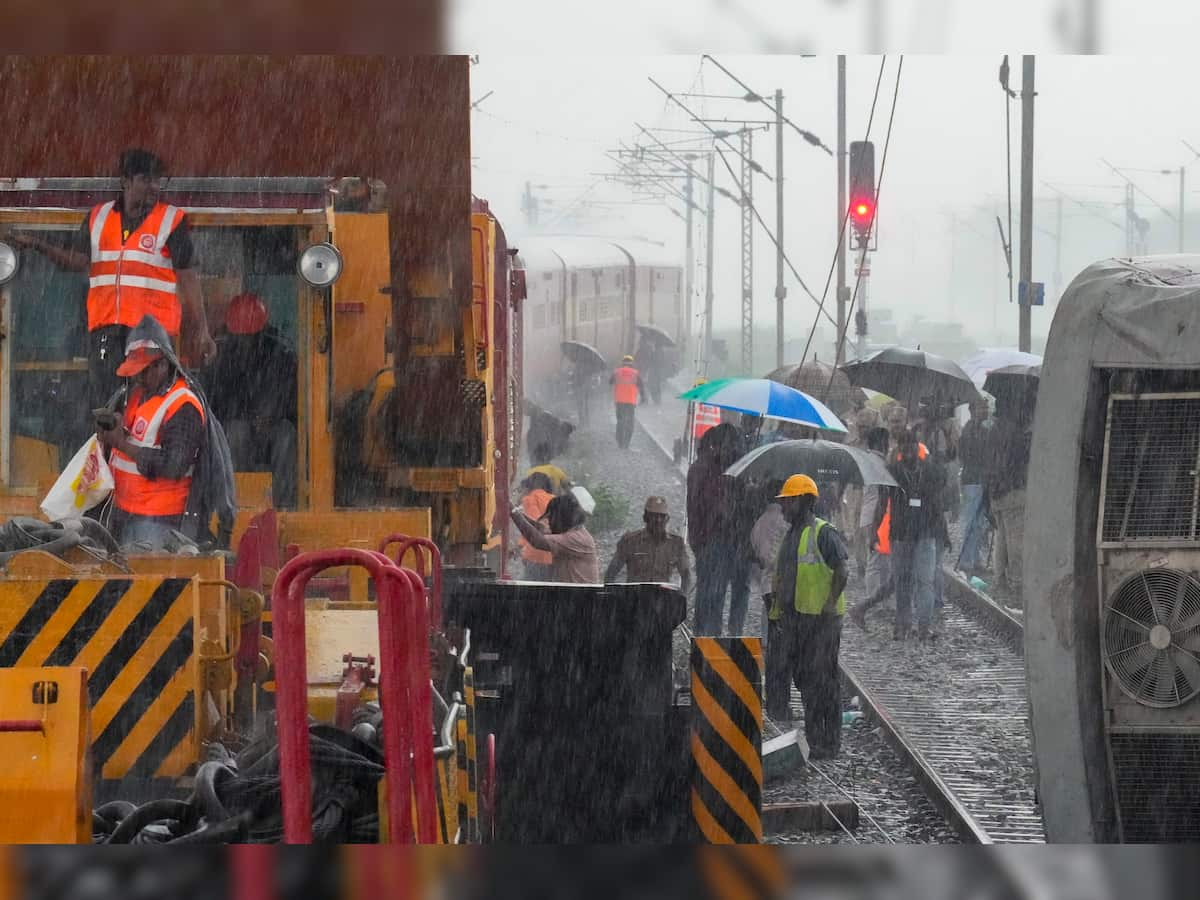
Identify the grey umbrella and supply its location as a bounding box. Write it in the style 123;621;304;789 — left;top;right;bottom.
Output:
560;340;608;372
636;323;677;348
725;439;897;487
841;345;979;408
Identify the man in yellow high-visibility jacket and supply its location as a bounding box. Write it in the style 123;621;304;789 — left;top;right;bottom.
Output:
764;474;849;759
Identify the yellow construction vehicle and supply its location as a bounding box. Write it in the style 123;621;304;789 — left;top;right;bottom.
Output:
0;57;522;841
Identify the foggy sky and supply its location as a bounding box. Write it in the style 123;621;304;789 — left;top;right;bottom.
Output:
469;54;1200;353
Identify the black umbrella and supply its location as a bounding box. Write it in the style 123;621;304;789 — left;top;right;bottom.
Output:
724;439;897;487
560;340;608;372
636;324;677;348
983;363;1041;413
765;358;863;411
982;363;1041;395
841;346;979;409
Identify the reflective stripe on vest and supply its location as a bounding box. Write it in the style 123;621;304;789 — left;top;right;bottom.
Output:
769;518;846;619
692;403;721;439
110;377;203;517
87;201;183;334
612;366;640;405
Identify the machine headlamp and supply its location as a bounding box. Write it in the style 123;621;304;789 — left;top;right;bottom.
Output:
298;242;344;287
0;241;19;285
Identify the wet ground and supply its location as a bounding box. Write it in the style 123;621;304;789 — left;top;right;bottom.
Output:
524;385;963;843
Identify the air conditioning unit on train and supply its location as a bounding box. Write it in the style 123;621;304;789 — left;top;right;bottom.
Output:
1096;392;1200;841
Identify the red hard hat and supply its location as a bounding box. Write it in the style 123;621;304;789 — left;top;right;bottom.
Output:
226;293;268;335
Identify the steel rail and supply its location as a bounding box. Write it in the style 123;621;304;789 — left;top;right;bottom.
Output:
839;663;993;844
839;567;1043;844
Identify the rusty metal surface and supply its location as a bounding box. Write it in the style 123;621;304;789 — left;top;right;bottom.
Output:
0;56;471;311
0;2;443;53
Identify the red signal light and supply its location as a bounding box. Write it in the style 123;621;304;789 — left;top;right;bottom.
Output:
849;196;875;238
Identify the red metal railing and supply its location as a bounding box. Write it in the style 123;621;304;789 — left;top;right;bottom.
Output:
272;548;437;844
379;534;443;626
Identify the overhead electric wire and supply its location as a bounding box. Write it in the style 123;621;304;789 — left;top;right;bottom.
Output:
632;113;835;327
1101;157;1178;221
1041;182;1125;232
795;56;889;374
701;54;834;155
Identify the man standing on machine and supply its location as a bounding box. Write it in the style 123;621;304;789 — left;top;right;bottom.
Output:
8;148;215;410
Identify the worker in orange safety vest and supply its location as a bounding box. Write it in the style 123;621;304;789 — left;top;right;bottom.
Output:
96;331;207;552
6;148;215;411
609;354;646;450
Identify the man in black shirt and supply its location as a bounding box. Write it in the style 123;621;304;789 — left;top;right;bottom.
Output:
206;293;298;507
957;398;993;573
887;428;945;641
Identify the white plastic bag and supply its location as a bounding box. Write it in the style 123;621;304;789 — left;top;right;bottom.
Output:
570;485;596;516
40;436;115;521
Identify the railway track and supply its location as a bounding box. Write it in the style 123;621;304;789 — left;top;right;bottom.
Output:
637;407;1042;844
840;573;1044;843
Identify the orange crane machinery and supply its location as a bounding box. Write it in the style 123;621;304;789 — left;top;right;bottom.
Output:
0;57;519;825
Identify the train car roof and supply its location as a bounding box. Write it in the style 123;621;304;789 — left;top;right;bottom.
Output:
1050;254;1200;369
515;234;680;271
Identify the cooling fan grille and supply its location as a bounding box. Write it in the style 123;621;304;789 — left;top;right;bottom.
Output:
1104;568;1200;708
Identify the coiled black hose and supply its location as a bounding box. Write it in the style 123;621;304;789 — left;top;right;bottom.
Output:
104;799;197;844
94;722;388;845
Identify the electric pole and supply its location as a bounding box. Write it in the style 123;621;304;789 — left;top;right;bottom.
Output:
684;165;695;359
774;88;786;369
522;180;539;226
1018;55;1035;353
1124;183;1136;256
836;56;848;365
740;129;754;374
704;149;716;372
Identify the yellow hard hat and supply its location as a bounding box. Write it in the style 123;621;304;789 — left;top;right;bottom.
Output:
777;474;819;499
622;355;634;364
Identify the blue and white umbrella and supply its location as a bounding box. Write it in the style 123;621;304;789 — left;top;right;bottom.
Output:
678;377;847;433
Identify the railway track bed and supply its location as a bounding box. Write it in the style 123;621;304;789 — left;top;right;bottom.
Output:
838;572;1043;843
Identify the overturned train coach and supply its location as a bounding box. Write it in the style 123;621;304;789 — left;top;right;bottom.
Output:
1027;255;1200;843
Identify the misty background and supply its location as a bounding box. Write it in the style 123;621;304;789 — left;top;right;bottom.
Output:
469;54;1200;368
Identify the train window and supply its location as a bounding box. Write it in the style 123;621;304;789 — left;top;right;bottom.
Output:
533;305;547;329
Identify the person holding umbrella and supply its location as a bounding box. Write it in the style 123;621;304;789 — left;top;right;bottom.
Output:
609;355;646;449
687;423;751;635
764;474;849;758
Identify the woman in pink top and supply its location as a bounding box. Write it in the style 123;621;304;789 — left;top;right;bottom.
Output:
510;492;599;584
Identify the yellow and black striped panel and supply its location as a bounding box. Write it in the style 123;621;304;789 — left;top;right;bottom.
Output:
0;576;198;781
455;715;471;843
698;847;788;900
690;637;764;844
462;669;480;843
